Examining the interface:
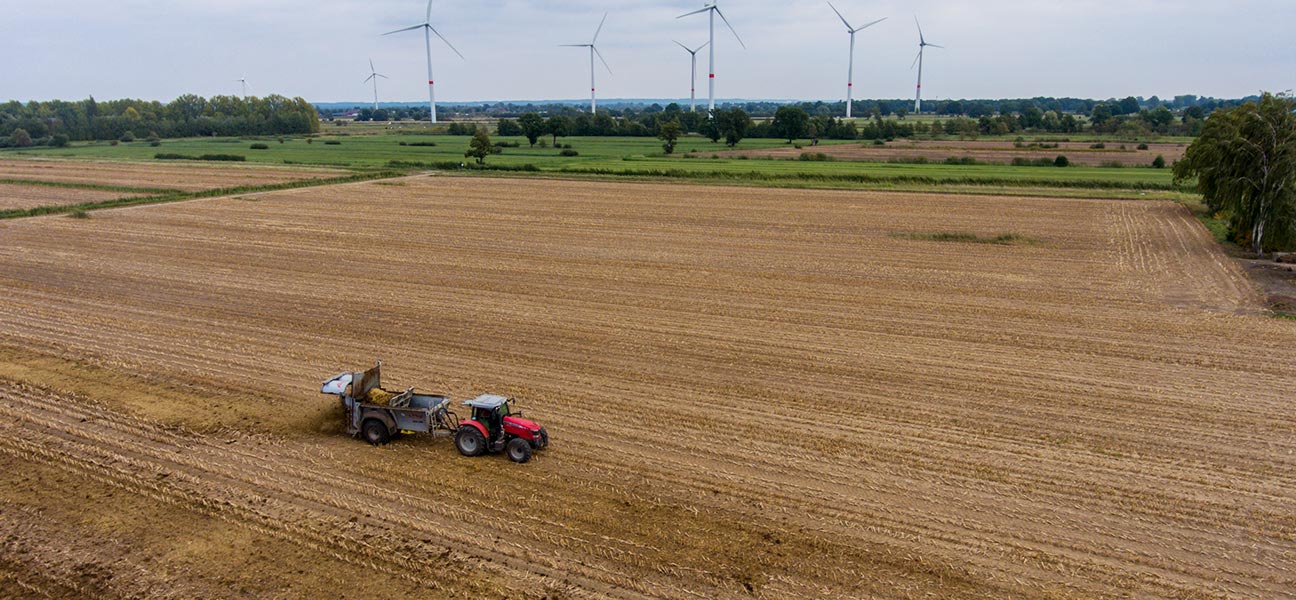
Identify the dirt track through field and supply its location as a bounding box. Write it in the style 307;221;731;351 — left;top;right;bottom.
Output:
0;158;348;192
0;176;1292;598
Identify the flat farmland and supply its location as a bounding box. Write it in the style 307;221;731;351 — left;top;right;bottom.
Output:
1;176;1293;599
715;139;1189;166
0;182;129;210
0;158;350;192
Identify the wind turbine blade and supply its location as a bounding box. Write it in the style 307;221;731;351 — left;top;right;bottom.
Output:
383;23;427;35
376;74;389;79
915;16;925;44
910;49;922;69
715;7;745;49
369;58;375;72
673;39;691;52
425;0;433;23
363;74;375;83
677;5;712;18
925;43;944;49
593;46;612;75
559;44;589;47
853;17;886;32
592;12;608;44
827;2;852;30
429;27;465;59
695;40;710;52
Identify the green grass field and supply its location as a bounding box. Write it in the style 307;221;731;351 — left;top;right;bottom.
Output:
4;132;1180;195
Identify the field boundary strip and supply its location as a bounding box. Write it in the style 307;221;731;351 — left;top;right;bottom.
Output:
0;177;179;195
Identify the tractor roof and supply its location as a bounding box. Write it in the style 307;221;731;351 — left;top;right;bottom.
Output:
462;394;510;409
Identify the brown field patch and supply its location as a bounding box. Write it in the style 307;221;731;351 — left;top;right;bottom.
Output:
0;176;1292;599
720;139;1188;166
0;183;129;210
0;158;350;192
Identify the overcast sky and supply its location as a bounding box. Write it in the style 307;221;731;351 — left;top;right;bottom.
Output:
3;0;1293;104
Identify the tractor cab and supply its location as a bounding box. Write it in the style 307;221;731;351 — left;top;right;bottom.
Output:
456;394;548;463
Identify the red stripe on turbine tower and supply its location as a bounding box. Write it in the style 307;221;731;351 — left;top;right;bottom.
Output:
847;83;852;87
429;81;434;85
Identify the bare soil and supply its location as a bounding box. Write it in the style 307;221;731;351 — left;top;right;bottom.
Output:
0;183;127;210
0;176;1292;599
0;158;349;192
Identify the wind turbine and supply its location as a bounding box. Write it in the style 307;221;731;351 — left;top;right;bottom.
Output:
363;59;389;112
562;13;611;114
673;40;708;112
911;17;943;115
827;3;885;119
383;0;463;124
236;77;250;99
677;3;744;114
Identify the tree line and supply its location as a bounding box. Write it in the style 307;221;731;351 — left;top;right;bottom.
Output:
1;95;320;147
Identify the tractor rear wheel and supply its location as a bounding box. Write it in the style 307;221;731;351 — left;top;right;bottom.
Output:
506;437;533;463
455;426;486;457
361;419;390;446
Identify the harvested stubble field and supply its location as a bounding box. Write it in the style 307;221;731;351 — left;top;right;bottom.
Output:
0;182;128;210
0;158;350;192
0;176;1293;599
718;139;1188;166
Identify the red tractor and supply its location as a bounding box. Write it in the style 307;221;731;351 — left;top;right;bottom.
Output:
455;394;549;464
321;364;548;463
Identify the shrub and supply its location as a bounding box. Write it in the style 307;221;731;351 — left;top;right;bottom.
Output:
1054;155;1070;167
68;209;91;219
1100;160;1125;168
199;154;245;161
1089;142;1105;149
559;148;579;157
146;131;160;143
109;140;119;146
306;138;313;144
793;144;803;149
405;141;437;147
277;137;285;144
149;140;161;147
1137;142;1149;150
49;133;69;147
798;152;831;161
120;131;136;142
249;143;270;150
872;139;885;146
1151;155;1166;169
945;156;977;165
324;140;341;145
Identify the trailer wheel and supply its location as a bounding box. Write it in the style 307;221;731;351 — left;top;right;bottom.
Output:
506;437;533;463
455;426;486;457
361;419;390;445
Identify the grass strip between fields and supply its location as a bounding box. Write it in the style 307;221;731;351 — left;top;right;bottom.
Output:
387;160;1185;192
891;232;1039;245
0;170;406;219
0;177;180;196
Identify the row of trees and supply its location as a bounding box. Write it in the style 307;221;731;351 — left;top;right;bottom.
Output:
0;95;320;144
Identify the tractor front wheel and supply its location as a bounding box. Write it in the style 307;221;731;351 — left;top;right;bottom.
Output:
506;437;533;463
455;426;486;457
361;419;390;446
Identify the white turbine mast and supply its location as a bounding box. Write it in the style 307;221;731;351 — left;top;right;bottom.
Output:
236;77;250;99
911;16;943;115
677;3;744;114
827;2;885;119
383;0;464;124
363;59;389;112
562;13;612;114
672;40;708;112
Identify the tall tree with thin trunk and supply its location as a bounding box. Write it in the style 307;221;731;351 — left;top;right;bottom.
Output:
1175;92;1296;255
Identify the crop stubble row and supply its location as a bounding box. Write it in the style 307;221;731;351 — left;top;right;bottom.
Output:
0;176;1292;598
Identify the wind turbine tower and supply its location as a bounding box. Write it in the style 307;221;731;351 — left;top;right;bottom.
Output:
363;59;389;111
383;0;463;124
677;3;744;113
827;3;885;119
911;17;943;115
673;40;708;112
562;13;612;114
236;77;250;99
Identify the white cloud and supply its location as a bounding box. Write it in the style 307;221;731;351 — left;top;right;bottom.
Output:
1;0;1292;103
